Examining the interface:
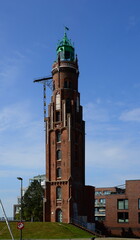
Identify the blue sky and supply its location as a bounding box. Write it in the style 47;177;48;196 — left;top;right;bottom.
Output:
0;0;140;217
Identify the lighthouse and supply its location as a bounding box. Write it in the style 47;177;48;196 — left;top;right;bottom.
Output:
44;30;94;230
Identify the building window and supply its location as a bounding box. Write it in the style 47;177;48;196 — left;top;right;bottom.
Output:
99;207;105;214
100;198;106;204
95;208;99;213
56;186;62;200
56;168;61;178
103;190;111;195
64;80;68;88
65;51;70;60
118;199;128;210
138;199;140;209
118;212;129;223
95;199;98;204
56;209;62;222
60;51;64;60
56;150;61;160
64;80;72;89
95;191;102;196
56;131;61;142
56;111;60;122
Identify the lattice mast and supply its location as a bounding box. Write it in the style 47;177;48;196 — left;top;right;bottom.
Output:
33;77;53;122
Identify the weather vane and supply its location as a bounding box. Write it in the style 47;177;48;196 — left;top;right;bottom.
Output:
64;26;69;34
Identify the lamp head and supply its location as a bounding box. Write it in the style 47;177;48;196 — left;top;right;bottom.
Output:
17;177;23;181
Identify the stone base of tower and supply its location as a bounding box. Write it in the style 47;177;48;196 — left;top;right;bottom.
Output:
43;181;95;231
43;180;72;223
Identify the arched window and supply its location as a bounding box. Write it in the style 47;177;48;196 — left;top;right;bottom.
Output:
56;209;62;222
56;186;62;200
56;131;61;142
56;150;61;160
56;168;61;178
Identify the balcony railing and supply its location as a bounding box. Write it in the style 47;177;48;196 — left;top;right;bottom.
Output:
95;212;106;217
95;202;106;207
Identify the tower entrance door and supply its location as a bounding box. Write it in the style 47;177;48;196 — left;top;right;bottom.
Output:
56;209;62;222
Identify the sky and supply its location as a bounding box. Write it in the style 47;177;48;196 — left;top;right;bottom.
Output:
0;0;140;217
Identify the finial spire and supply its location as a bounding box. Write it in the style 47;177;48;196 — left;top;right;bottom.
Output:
56;28;75;61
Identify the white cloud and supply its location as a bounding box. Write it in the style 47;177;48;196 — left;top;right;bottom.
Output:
83;101;140;187
86;140;129;167
0;143;45;169
85;138;140;186
120;108;140;122
0;102;31;132
0;51;26;95
0;101;45;169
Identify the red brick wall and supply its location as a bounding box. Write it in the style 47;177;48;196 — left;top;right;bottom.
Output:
44;59;94;224
104;180;140;237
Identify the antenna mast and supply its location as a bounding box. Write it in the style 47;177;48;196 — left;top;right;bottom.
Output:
34;77;53;121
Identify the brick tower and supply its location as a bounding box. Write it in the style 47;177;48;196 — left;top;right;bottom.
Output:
44;31;94;229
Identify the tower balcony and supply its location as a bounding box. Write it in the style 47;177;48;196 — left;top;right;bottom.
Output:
52;61;78;75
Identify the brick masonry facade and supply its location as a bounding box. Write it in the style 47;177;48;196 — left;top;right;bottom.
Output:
43;34;94;228
104;180;140;237
95;180;140;237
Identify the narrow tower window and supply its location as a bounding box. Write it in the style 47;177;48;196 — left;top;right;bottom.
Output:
56;111;60;122
56;150;61;160
56;186;62;200
76;96;79;112
56;168;62;178
64;80;68;88
56;131;61;142
64;80;72;89
66;99;71;113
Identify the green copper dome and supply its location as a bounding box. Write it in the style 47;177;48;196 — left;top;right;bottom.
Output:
57;32;75;61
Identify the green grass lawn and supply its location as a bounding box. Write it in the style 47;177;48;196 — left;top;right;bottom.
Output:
0;222;94;239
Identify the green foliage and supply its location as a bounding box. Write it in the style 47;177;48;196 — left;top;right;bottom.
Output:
22;180;44;222
14;212;20;220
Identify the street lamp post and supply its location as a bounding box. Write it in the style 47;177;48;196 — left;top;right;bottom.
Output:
17;177;23;240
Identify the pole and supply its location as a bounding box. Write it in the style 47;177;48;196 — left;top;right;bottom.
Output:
0;199;15;240
17;177;23;240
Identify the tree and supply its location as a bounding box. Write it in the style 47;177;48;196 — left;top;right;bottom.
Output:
22;180;44;221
